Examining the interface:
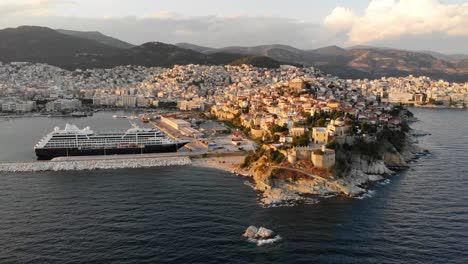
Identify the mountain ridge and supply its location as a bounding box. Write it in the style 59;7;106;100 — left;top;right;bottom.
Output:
178;43;468;81
1;26;467;82
0;27;288;69
56;29;135;49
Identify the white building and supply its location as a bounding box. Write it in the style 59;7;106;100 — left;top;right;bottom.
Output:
46;99;82;112
122;95;137;108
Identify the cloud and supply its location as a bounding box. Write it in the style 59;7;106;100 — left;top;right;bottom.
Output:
144;11;180;19
0;0;73;16
324;0;468;44
323;6;357;32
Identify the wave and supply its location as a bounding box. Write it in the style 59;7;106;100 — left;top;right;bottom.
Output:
262;203;296;208
378;179;391;186
243;181;256;189
355;190;376;200
303;198;320;205
248;235;282;246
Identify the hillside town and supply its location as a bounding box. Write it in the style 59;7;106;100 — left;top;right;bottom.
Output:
0;63;466;168
0;61;462;203
1;62;467;114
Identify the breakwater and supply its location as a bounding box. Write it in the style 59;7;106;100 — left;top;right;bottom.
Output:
0;157;192;173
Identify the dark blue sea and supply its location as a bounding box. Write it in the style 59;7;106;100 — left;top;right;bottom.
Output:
0;109;466;263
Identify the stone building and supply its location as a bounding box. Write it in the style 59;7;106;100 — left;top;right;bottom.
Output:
311;146;336;169
312;127;328;144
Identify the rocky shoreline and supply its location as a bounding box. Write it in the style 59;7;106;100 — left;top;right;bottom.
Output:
194;131;430;207
257;133;430;206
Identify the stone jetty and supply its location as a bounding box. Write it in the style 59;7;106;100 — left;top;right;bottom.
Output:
0;157;192;173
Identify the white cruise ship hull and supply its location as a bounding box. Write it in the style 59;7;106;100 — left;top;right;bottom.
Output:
35;142;189;160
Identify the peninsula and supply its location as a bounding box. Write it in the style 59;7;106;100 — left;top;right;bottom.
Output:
0;63;460;206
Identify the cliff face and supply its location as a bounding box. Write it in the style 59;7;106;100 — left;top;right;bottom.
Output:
249;134;424;206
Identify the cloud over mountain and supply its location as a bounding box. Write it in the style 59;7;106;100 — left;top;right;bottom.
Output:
0;0;466;53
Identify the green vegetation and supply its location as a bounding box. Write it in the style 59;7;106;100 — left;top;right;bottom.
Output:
303;110;345;128
270;124;289;134
337;121;409;162
240;148;285;168
331;155;348;178
326;138;337;150
360;122;377;134
292;135;310;147
378;125;407;152
353;137;381;159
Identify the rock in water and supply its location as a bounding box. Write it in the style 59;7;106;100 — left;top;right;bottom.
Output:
243;226;258;239
255;227;275;239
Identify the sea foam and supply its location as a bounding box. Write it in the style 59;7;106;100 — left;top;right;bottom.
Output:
249;235;282;246
355;190;376;200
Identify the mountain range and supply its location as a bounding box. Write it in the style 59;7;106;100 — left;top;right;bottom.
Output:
176;43;468;82
0;26;467;82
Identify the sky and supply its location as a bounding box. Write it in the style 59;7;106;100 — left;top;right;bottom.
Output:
0;0;467;53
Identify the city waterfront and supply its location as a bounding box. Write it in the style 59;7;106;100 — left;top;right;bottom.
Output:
0;109;466;263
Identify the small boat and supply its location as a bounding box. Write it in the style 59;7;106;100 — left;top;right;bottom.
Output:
70;112;88;118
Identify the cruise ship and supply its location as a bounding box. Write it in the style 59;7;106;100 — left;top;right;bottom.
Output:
34;124;189;160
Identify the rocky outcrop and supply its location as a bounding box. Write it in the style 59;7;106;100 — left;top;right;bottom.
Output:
243;226;281;246
255;227;275;239
242;226;258;238
259;177;343;206
248;133;428;206
351;156;395;174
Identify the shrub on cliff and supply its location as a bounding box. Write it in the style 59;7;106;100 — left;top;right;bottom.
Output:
326;138;337;150
353;137;381;159
269;150;285;164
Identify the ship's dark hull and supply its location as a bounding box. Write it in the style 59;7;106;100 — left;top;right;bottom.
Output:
35;143;188;160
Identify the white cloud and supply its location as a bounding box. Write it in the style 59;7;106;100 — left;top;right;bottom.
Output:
144;11;180;19
0;0;73;16
324;0;468;44
323;6;357;32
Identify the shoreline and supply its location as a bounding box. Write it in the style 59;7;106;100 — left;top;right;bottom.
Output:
191;155;251;176
237;127;431;207
0;123;429;207
0;137;429;207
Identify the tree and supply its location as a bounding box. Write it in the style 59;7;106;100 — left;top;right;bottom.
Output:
292;135;310;147
270;124;288;134
273;134;280;142
269;150;285;164
315;118;326;127
326;138;338;150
